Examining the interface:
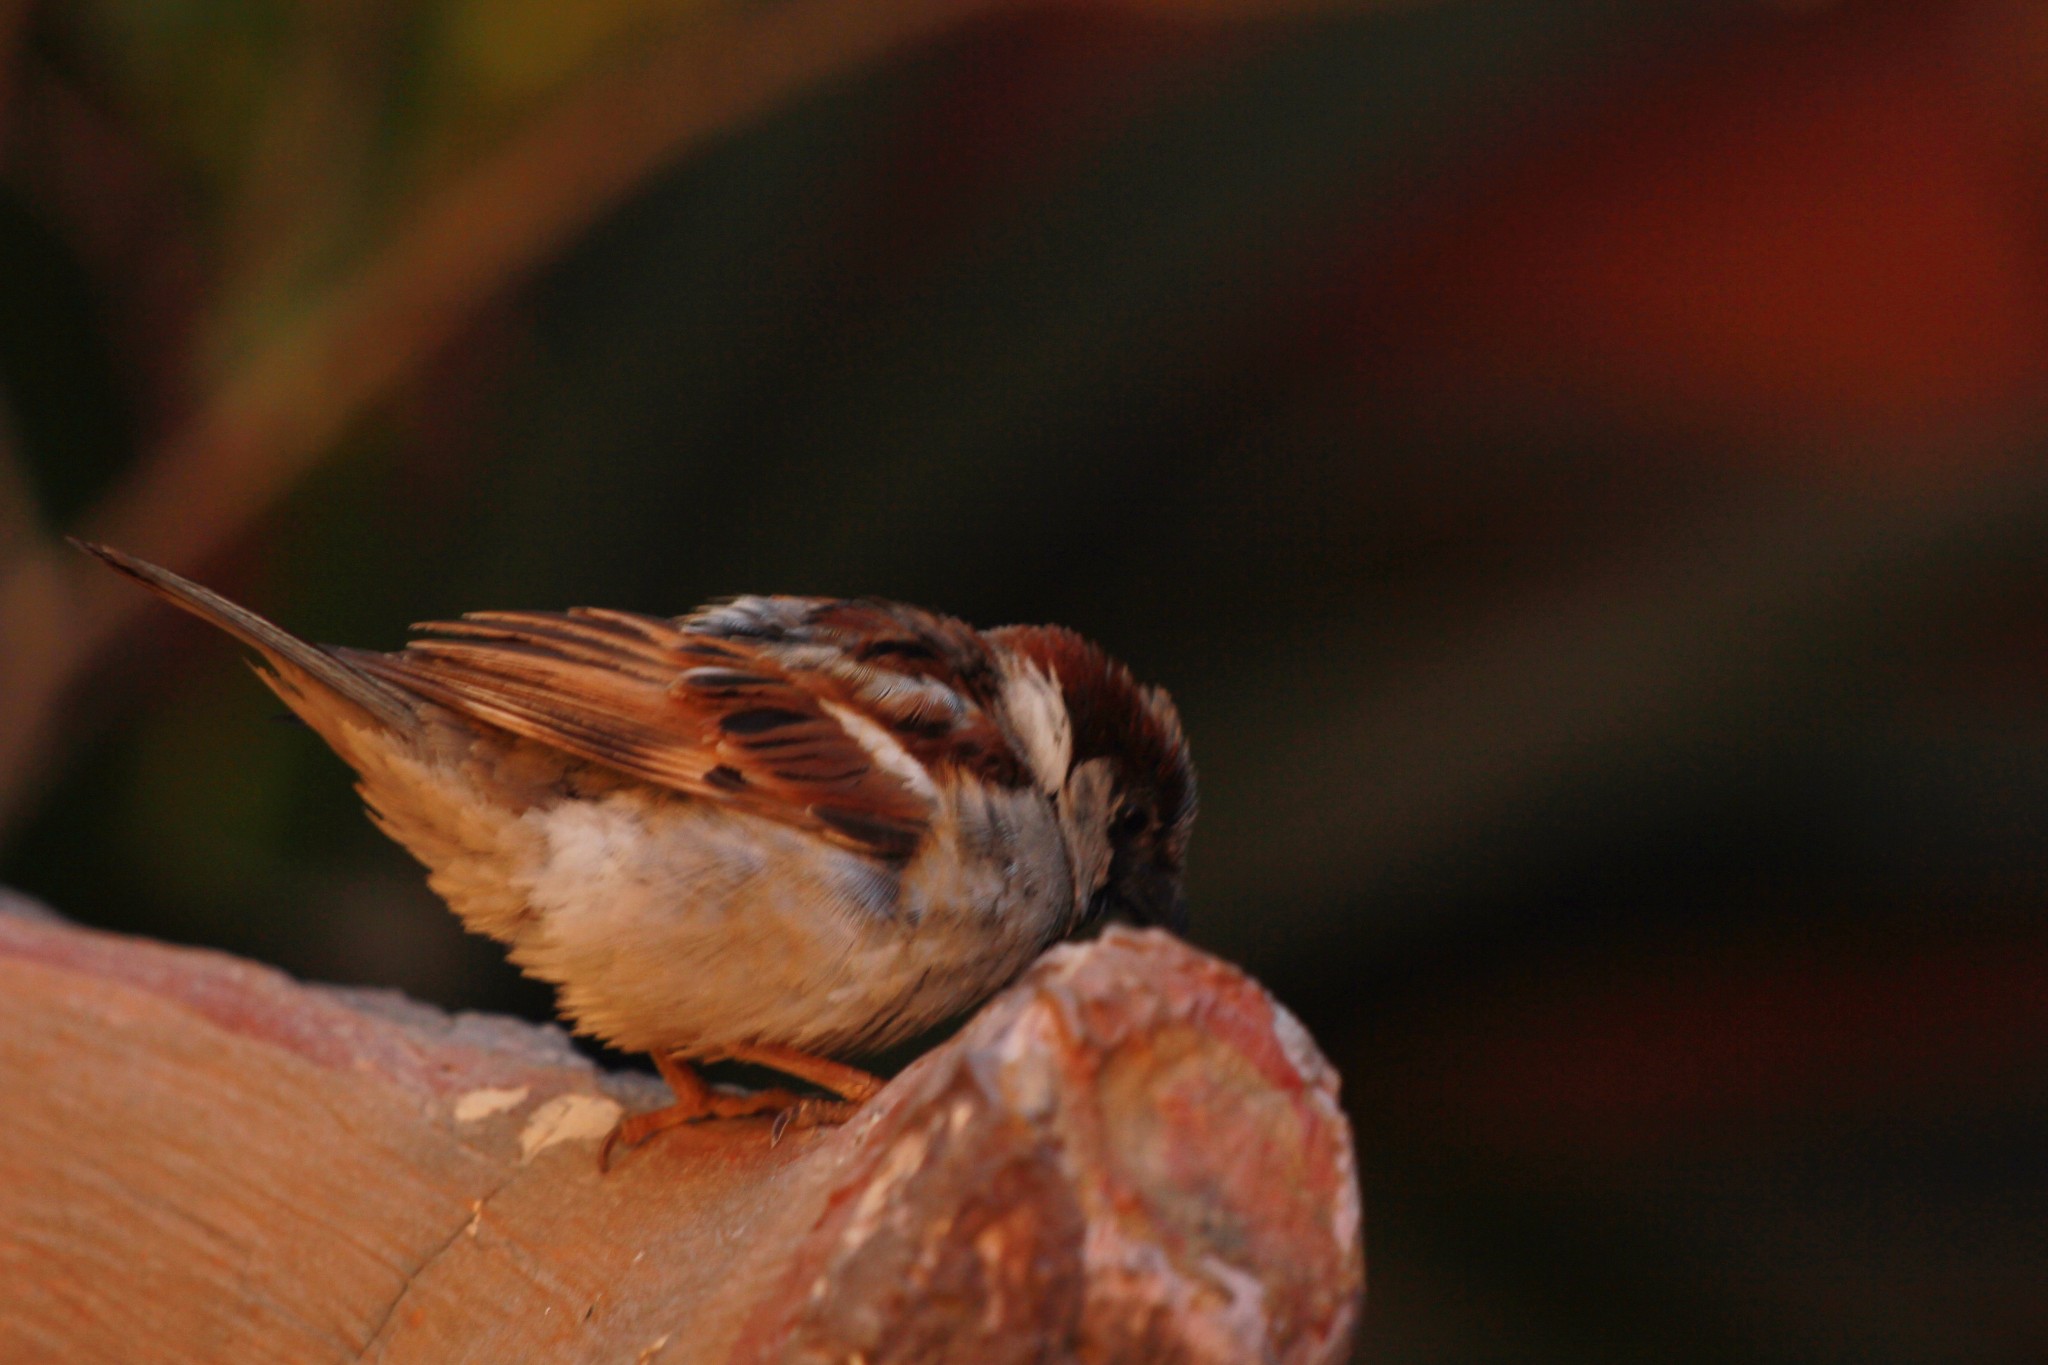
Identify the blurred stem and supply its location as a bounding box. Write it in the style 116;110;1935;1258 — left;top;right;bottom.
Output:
84;0;1003;565
0;0;1008;830
208;0;401;369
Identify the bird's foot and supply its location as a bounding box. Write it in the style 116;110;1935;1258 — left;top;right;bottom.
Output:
599;1050;873;1171
768;1096;861;1147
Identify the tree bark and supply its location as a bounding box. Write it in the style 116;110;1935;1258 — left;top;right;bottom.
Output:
0;891;1361;1363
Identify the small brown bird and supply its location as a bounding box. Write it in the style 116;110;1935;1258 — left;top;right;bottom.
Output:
79;543;1194;1162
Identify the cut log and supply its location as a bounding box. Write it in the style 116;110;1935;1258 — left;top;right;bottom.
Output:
0;890;1361;1363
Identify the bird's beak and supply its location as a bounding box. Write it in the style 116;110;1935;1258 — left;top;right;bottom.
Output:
1151;887;1190;936
1119;865;1188;935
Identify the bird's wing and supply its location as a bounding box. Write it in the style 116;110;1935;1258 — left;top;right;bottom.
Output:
347;605;942;858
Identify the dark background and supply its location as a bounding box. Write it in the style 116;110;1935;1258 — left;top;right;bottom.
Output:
4;1;2047;1359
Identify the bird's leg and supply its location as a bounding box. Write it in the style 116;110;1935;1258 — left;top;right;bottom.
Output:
714;1043;883;1146
717;1042;884;1103
601;1052;806;1170
600;1048;880;1170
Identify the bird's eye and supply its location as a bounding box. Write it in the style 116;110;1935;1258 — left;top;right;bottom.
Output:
1109;802;1150;842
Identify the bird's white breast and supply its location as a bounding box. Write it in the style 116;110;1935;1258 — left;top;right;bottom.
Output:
505;783;1072;1056
354;727;1076;1058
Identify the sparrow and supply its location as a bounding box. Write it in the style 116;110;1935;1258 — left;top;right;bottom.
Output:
77;542;1195;1163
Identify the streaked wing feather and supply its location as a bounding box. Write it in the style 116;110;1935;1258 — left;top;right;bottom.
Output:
345;609;931;858
409;621;675;682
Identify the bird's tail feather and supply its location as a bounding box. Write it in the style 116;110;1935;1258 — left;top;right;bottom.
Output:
72;539;417;731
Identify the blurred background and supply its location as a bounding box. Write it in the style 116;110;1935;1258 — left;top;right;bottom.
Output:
2;0;2045;1358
